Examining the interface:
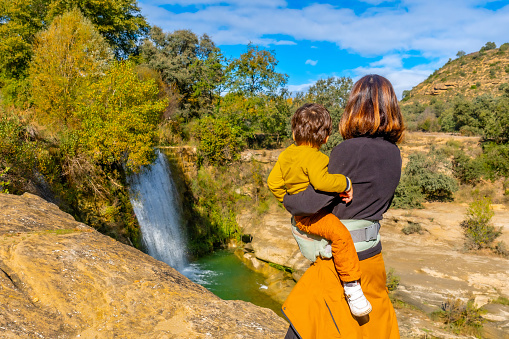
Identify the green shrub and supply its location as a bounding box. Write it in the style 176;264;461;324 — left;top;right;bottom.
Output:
402;222;425;235
188;167;243;254
481;143;509;179
386;268;400;291
452;151;484;185
459;125;482;136
403;150;458;201
461;196;501;250
0;167;10;194
480;41;496;51
470;85;477;90
494;241;508;257
491;296;509;305
392;175;425;209
432;298;485;336
194;116;245;166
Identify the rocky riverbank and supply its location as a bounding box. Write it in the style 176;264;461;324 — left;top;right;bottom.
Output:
0;193;287;338
235;203;509;339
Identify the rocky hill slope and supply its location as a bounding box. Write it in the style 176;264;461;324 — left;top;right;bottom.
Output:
0;193;287;338
402;44;509;105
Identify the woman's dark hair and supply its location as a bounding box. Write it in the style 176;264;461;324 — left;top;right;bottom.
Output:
339;74;405;143
291;103;332;148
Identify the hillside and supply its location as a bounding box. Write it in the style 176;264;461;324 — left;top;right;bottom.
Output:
402;43;509;105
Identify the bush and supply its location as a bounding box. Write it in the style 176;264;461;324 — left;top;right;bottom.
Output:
459;125;482;136
452;151;484;185
392;175;425;209
480;41;496;52
402;222;425;235
494;241;508;257
194;116;245;166
386;268;400;291
432;298;485;336
461;196;501;250
481;143;509;179
0;167;10;193
403;150;458;201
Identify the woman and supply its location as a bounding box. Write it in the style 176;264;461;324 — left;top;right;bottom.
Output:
281;74;404;338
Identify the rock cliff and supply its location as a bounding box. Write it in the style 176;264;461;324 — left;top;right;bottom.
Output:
0;193;287;338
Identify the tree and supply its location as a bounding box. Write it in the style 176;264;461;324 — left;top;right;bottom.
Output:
480;41;496;52
141;27;225;119
0;0;148;97
227;43;288;97
456;50;466;58
303;76;352;127
29;9;113;128
75;61;167;170
452;95;496;135
0;0;47;80
45;0;149;58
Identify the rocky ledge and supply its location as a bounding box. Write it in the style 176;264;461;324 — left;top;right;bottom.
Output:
0;193;287;338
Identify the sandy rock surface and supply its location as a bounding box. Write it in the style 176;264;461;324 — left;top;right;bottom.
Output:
237;202;509;339
0;193;287;338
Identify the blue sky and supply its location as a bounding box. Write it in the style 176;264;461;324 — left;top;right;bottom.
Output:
137;0;509;98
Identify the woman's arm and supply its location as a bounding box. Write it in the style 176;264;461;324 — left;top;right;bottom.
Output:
283;185;338;216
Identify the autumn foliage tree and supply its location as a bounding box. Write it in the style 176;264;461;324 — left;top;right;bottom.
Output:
75;61;167;170
0;0;148;102
29;9;113;128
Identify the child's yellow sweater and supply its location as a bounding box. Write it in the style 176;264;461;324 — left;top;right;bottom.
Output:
267;144;350;203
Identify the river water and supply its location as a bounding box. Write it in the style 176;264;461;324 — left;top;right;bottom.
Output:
182;250;284;318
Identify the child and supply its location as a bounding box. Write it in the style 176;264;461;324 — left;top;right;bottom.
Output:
267;103;371;317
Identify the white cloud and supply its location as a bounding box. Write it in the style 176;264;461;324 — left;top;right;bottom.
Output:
305;59;318;66
139;0;509;98
352;62;437;99
140;0;509;57
369;54;403;68
287;82;315;94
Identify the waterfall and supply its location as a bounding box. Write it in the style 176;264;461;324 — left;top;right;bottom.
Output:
127;150;187;271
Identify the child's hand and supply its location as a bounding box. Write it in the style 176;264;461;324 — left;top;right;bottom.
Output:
339;187;353;203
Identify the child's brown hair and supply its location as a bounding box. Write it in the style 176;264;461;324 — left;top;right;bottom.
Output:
291;103;332;148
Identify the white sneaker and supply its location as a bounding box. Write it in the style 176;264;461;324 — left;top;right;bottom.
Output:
343;283;372;317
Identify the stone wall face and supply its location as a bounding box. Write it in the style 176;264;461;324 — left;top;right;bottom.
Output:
159;146;198;181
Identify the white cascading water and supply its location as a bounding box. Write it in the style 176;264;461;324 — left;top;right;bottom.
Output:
127;150;187;271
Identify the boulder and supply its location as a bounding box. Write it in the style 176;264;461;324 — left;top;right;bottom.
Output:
0;193;287;338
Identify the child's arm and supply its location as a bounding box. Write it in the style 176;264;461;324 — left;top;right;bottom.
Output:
267;161;286;203
307;152;352;195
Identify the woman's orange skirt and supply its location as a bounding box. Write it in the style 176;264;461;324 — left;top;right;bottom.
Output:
282;253;399;339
